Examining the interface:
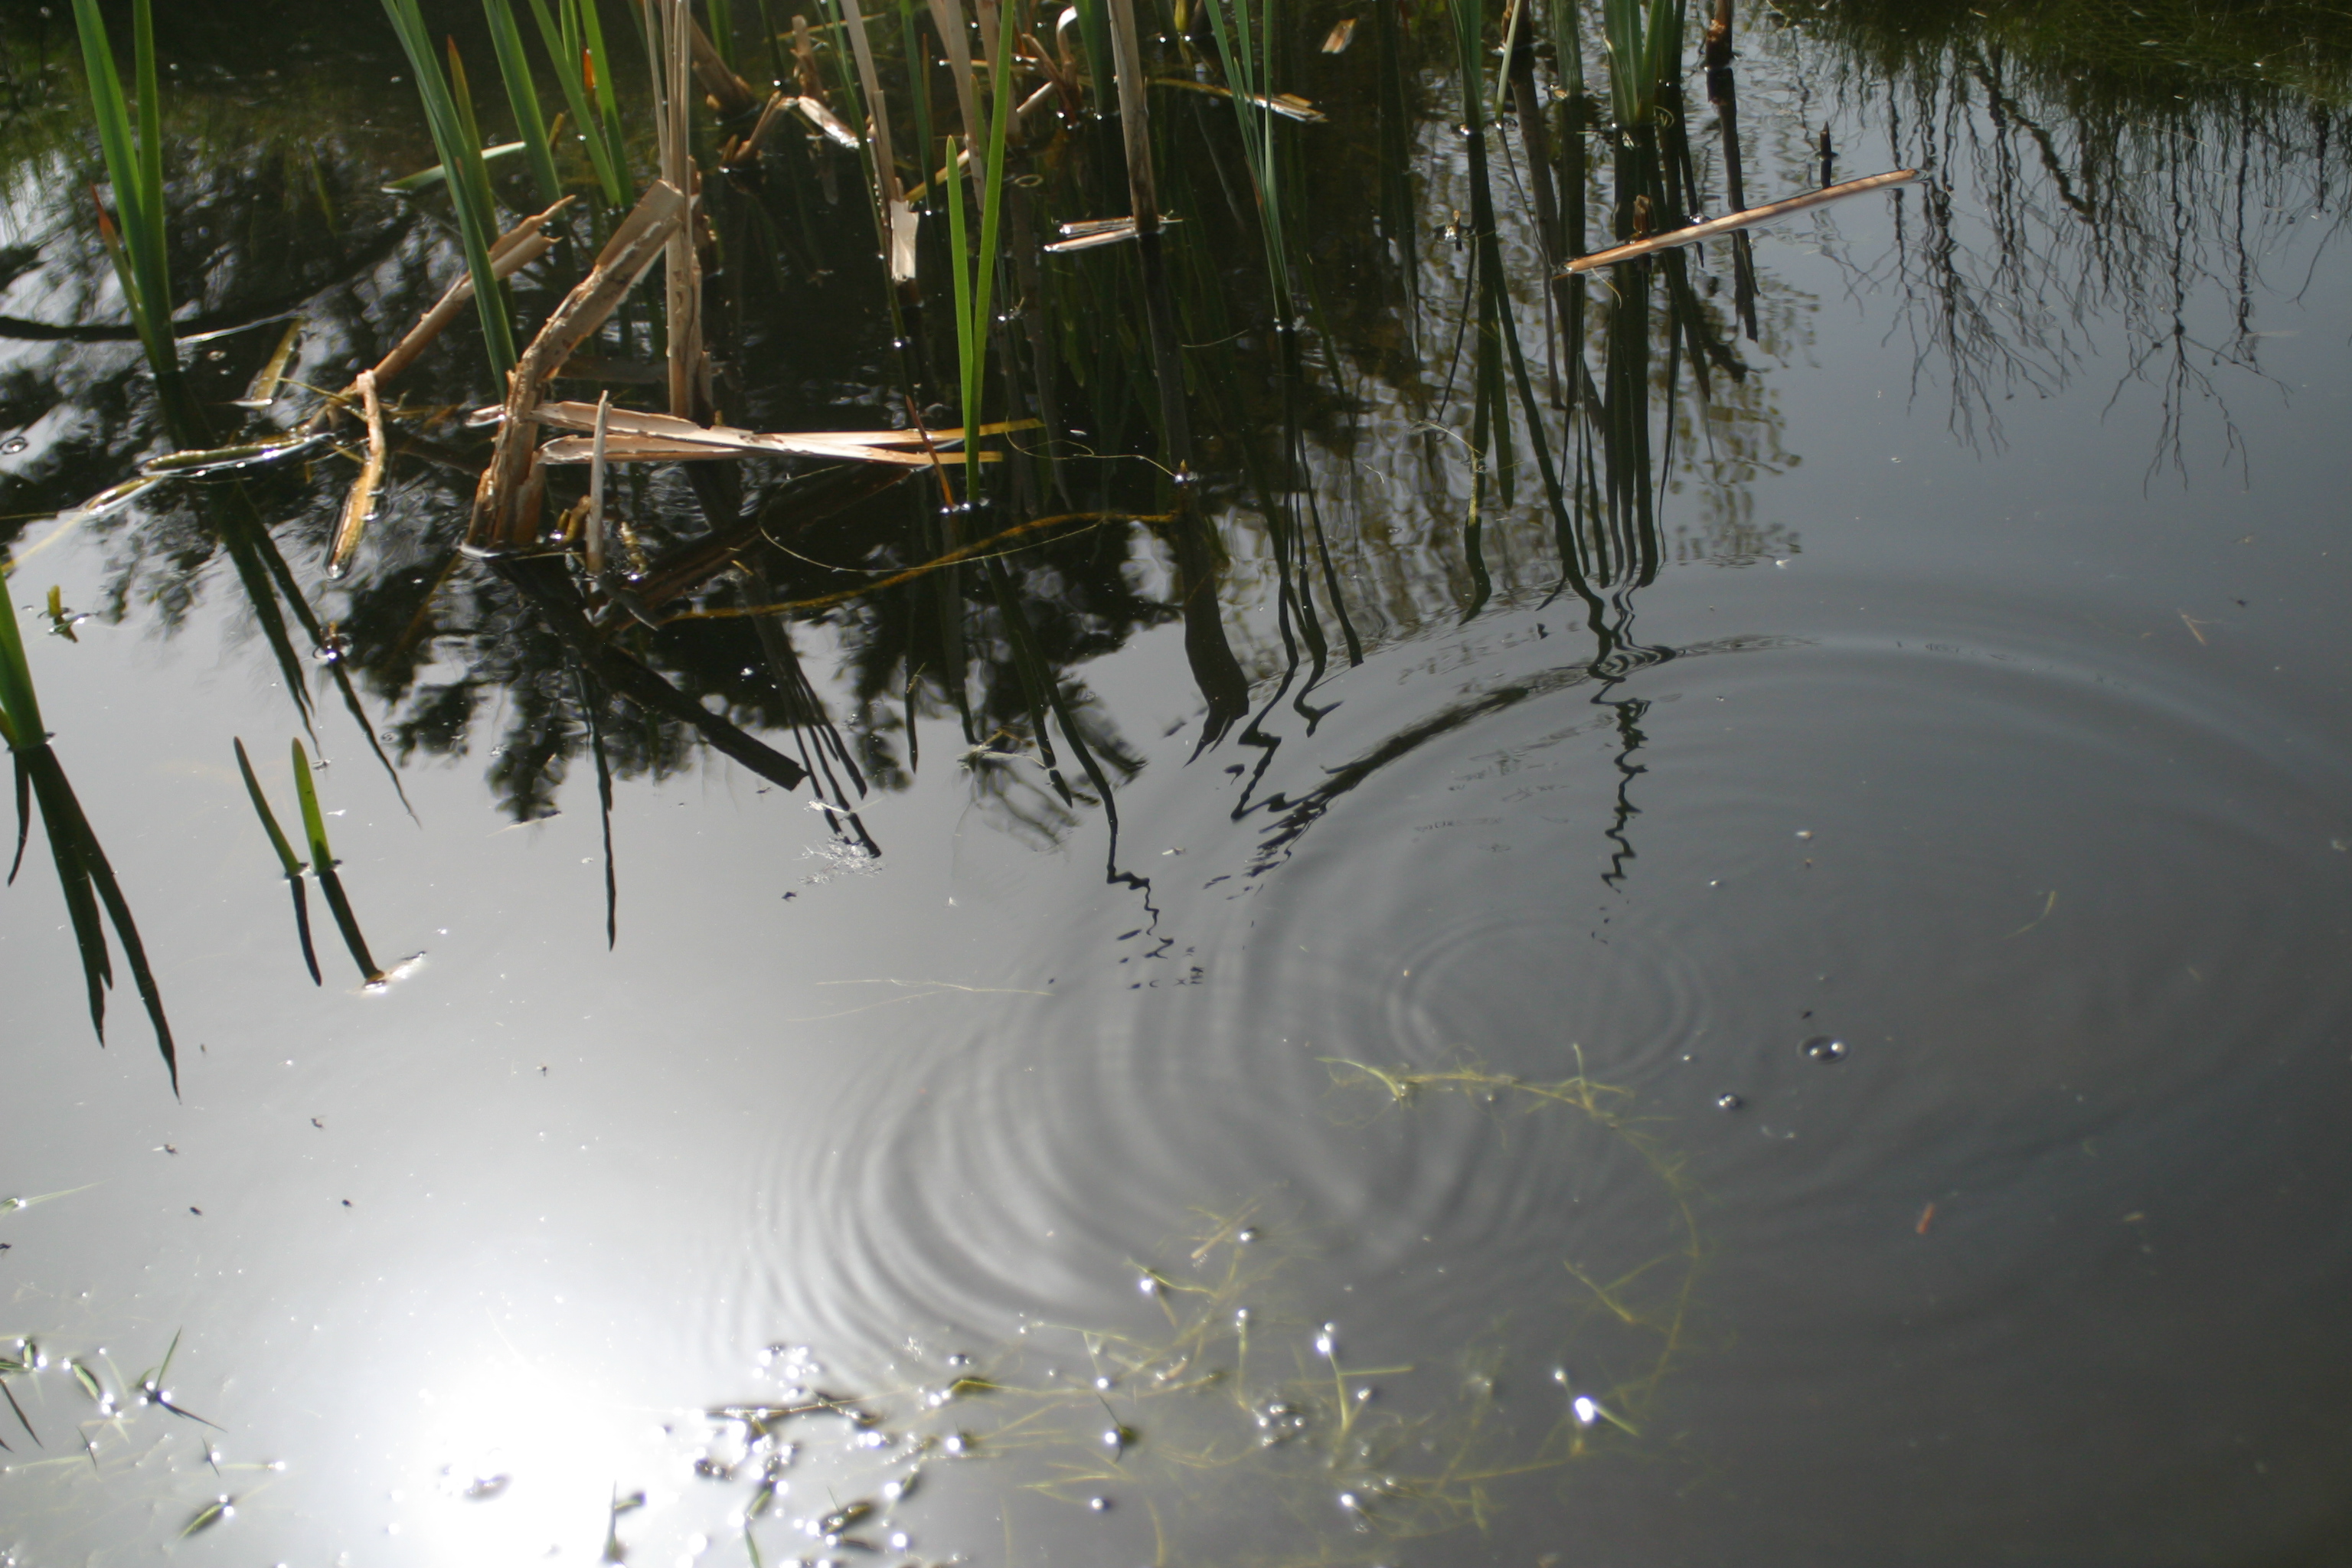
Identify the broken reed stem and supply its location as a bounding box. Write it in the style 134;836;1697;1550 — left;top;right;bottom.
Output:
1563;168;1919;271
837;0;917;283
926;0;982;145
586;390;611;577
467;181;688;548
1105;0;1158;230
648;0;706;421
329;370;387;573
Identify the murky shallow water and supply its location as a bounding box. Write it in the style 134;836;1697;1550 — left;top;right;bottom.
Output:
4;3;2352;1564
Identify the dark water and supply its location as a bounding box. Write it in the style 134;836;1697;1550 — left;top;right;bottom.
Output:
2;3;2350;1564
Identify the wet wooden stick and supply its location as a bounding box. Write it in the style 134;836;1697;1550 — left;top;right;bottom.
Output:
1561;169;1919;273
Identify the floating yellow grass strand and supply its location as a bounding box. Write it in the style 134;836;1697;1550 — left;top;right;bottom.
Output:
328;370;387;574
1562;168;1920;273
531;402;1037;466
660;507;1174;623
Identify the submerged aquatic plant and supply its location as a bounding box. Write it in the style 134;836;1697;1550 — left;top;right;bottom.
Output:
69;0;175;380
0;574;175;1092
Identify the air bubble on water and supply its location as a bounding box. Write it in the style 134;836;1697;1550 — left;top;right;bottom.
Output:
1093;1375;1113;1391
1803;1036;1847;1063
888;1530;910;1550
1313;1324;1337;1357
1136;1276;1159;1295
1233;1306;1251;1326
1573;1396;1601;1426
1550;1366;1571;1386
1235;1226;1259;1243
1717;1093;1744;1111
1795;829;1814;840
1087;1496;1111;1512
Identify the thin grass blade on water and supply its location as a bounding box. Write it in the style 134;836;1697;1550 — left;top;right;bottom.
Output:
378;139;533;194
232;318;305;410
233;737;322;986
289;740;384;985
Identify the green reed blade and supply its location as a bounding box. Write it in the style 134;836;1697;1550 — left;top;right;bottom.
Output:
1642;0;1685;115
380;0;518;380
527;0;629;208
8;752;28;884
708;0;737;68
232;738;305;880
37;780;113;1034
289;738;332;873
574;0;630;191
286;872;322;985
24;746;177;1092
291;739;382;985
964;1;1018;498
234;737;322;982
0;570;44;741
0;1376;37;1448
70;0;176;377
486;0;567;208
316;863;384;984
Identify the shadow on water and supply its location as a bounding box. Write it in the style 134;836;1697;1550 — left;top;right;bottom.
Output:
1;0;2350;1560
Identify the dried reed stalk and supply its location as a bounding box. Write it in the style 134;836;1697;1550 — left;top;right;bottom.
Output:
586;390;611;577
467;181;688;548
1562;169;1919;272
532;400;1022;466
838;0;919;283
328;369;387;573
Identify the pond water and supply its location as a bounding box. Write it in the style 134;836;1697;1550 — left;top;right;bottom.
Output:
2;2;2350;1564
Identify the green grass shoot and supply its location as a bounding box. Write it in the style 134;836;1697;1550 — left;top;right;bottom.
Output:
289;739;385;985
234;737;322;985
942;1;1018;505
485;0;567;208
70;0;176;378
